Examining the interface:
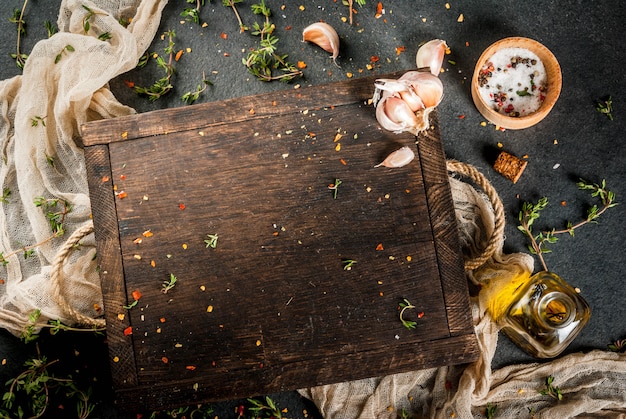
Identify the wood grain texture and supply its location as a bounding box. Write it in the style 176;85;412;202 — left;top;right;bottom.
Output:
84;145;138;387
82;72;478;411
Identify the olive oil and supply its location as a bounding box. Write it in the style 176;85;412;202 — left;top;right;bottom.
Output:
497;271;591;358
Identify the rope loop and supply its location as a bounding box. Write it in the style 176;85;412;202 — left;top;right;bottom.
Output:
50;221;106;328
446;160;505;271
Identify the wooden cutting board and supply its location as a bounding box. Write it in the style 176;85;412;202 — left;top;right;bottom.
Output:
81;71;479;411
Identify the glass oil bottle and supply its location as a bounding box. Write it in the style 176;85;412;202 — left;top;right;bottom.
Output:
495;271;591;358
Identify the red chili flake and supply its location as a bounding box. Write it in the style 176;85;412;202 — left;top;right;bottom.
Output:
285;25;292;30
238;405;245;416
101;176;110;182
375;243;384;251
124;80;135;88
175;50;183;62
0;279;5;284
179;203;186;210
370;55;380;63
465;41;470;47
161;356;169;364
340;158;347;166
297;60;307;69
220;32;228;39
131;289;142;301
117;191;127;199
395;46;405;55
308;132;316;138
375;2;383;18
186;365;196;371
561;201;567;206
417;311;425;319
458;114;466;119
120;174;126;180
223;52;230;57
160;317;166;323
123;326;133;336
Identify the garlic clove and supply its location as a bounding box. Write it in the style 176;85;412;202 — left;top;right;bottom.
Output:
303;22;340;64
374;79;425;112
375;146;415;168
399;71;444;108
375;96;420;134
416;39;448;76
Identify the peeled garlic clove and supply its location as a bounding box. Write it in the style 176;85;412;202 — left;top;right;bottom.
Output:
416;39;448;76
375;96;420;134
375;146;415;168
303;22;340;64
399;71;444;108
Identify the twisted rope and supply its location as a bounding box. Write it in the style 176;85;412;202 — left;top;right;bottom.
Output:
50;221;106;328
446;160;506;271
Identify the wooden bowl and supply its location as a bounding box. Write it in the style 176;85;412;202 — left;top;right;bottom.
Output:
471;37;562;130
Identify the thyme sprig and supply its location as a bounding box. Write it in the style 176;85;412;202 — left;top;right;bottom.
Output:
398;298;417;330
608;338;626;353
20;309;105;343
342;0;366;25
134;30;176;101
1;354;96;418
0;188;10;204
31;115;47;127
485;402;497;419
246;396;283;419
181;71;212;104
517;178;617;271
204;233;219;248
44;19;56;37
54;44;75;64
181;0;206;24
328;178;342;199
539;375;563;400
342;258;356;271
223;0;247;32
0;196;73;266
34;196;73;237
243;1;302;82
9;0;29;69
595;95;613;120
162;273;178;294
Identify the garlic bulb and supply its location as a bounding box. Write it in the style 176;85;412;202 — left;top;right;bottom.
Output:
374;71;443;135
302;22;340;64
416;39;448;76
375;146;415;168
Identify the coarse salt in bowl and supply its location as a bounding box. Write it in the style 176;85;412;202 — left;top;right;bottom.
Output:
471;37;562;130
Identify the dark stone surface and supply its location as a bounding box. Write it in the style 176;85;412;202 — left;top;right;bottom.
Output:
1;1;624;417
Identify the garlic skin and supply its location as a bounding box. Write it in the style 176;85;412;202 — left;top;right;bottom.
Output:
302;22;340;64
375;146;415;168
416;39;448;76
